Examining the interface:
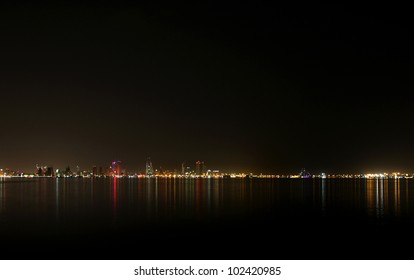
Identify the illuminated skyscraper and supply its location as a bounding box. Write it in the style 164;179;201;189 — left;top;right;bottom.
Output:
195;161;206;175
111;160;122;176
92;166;97;177
181;162;185;175
145;157;154;176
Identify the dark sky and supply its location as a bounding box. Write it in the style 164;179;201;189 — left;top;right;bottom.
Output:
0;1;413;174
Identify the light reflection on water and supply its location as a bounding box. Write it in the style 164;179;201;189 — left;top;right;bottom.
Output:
0;177;5;215
0;177;413;228
3;177;414;259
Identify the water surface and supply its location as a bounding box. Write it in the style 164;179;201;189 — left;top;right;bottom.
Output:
0;177;412;259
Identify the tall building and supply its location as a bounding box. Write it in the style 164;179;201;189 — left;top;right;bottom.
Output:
185;166;191;175
195;161;206;176
181;162;185;175
65;166;71;176
45;166;54;177
36;165;43;176
111;161;122;176
92;166;97;177
35;165;54;176
145;157;154;176
55;169;63;177
105;167;112;176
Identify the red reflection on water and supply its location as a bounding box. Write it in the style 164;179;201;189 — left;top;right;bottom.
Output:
113;177;117;210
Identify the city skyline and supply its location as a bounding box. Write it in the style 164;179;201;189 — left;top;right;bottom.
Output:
1;158;260;176
2;156;414;178
0;3;413;174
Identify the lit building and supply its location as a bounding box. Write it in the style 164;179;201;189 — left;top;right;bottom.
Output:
145;157;154;176
212;170;220;176
45;166;54;177
111;160;122;176
36;165;43;176
55;169;64;177
35;165;54;176
195;161;206;175
181;162;185;175
185;166;192;175
105;167;112;176
299;168;311;178
65;166;71;176
92;166;97;177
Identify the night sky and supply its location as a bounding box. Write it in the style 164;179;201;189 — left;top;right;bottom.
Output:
0;2;413;174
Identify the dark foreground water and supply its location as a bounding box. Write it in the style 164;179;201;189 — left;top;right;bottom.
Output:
0;177;413;259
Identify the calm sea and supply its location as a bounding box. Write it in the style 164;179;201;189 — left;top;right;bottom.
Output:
0;177;413;259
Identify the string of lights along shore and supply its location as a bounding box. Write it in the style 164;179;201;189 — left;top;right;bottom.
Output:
0;158;413;179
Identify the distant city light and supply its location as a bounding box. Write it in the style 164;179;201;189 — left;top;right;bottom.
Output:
1;159;414;180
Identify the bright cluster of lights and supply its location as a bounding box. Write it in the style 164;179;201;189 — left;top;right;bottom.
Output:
1;167;414;179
